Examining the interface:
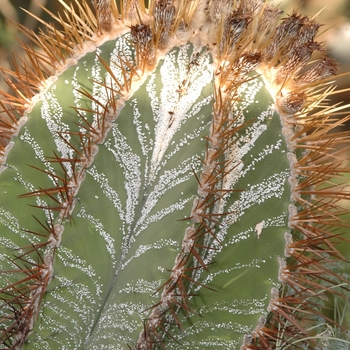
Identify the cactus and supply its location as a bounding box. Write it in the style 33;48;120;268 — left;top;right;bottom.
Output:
0;0;349;349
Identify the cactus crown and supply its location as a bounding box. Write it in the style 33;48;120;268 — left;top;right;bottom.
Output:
1;0;350;349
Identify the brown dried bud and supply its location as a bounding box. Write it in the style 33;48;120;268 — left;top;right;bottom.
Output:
257;5;283;38
264;13;305;60
275;41;322;85
220;11;250;54
299;56;338;85
276;92;306;116
93;0;113;32
153;0;176;48
131;23;153;45
131;23;155;69
295;17;321;47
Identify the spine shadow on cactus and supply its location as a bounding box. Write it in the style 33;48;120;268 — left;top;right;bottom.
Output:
0;0;350;349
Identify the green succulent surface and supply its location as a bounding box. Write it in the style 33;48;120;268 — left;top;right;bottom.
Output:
0;33;292;349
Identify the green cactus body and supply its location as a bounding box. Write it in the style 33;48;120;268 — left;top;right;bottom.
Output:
0;1;349;349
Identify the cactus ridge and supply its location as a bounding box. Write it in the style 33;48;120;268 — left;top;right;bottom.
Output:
1;0;350;349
